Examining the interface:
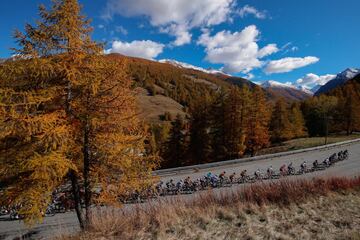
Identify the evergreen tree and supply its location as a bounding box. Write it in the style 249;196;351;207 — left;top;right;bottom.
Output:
302;95;338;136
163;114;186;168
210;90;228;161
188;95;213;164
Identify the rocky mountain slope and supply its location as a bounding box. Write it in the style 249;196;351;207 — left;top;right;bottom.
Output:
315;68;360;95
261;80;312;101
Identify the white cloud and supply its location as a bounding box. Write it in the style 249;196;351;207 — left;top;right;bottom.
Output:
258;44;278;58
105;40;165;59
160;24;192;46
296;73;336;88
197;25;278;73
264;56;319;74
103;0;235;46
238;5;267;19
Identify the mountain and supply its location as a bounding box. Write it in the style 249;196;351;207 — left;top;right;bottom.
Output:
0;53;315;123
158;59;229;76
158;59;313;101
315;68;360;95
261;80;312;101
311;84;322;93
158;59;259;89
297;85;314;95
106;54;261;122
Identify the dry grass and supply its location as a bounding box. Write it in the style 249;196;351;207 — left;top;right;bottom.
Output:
259;134;360;155
60;176;360;240
135;87;186;123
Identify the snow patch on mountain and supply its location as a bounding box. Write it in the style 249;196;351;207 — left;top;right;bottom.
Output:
158;59;229;76
261;80;297;89
297;85;314;95
338;68;360;79
315;68;360;95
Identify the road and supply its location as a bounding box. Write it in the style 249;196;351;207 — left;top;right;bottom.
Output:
1;139;360;240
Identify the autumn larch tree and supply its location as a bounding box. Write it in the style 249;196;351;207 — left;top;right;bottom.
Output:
0;0;156;228
223;86;251;159
338;84;360;134
246;86;271;156
270;98;294;142
289;102;308;138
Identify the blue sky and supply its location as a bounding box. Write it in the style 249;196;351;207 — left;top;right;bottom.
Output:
1;0;359;88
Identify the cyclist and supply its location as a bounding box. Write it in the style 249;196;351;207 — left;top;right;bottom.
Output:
280;164;287;176
254;169;262;180
323;158;330;166
288;162;295;174
219;171;226;181
267;166;274;178
229;172;236;183
240;170;247;178
300;161;307;173
312;160;319;168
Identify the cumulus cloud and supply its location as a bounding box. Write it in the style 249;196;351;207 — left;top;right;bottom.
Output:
105;40;164;59
258;44;278;58
264;56;319;74
238;5;267;19
296;73;336;88
197;25;278;73
160;24;192;46
102;0;235;46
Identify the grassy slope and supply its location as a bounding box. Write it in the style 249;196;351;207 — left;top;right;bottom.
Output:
136;87;186;123
258;134;360;155
63;177;360;240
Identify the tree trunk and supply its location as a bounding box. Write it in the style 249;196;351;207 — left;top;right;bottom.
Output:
70;170;84;230
83;117;91;228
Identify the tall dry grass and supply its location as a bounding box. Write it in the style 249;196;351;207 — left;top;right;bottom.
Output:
62;176;360;240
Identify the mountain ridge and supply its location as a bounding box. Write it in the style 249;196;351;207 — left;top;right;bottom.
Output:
315;68;360;95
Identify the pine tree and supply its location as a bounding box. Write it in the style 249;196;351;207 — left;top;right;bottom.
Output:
210;90;228;161
163;114;187;168
246;86;271;156
0;0;156;228
188;95;213;164
289;102;308;138
302;95;338;137
270;99;294;142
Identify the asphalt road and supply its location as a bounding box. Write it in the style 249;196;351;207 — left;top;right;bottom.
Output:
1;140;360;240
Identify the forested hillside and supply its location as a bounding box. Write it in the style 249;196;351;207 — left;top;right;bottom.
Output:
108;54;308;124
302;74;360;137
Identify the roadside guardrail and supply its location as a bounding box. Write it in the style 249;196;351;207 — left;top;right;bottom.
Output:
154;138;360;177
